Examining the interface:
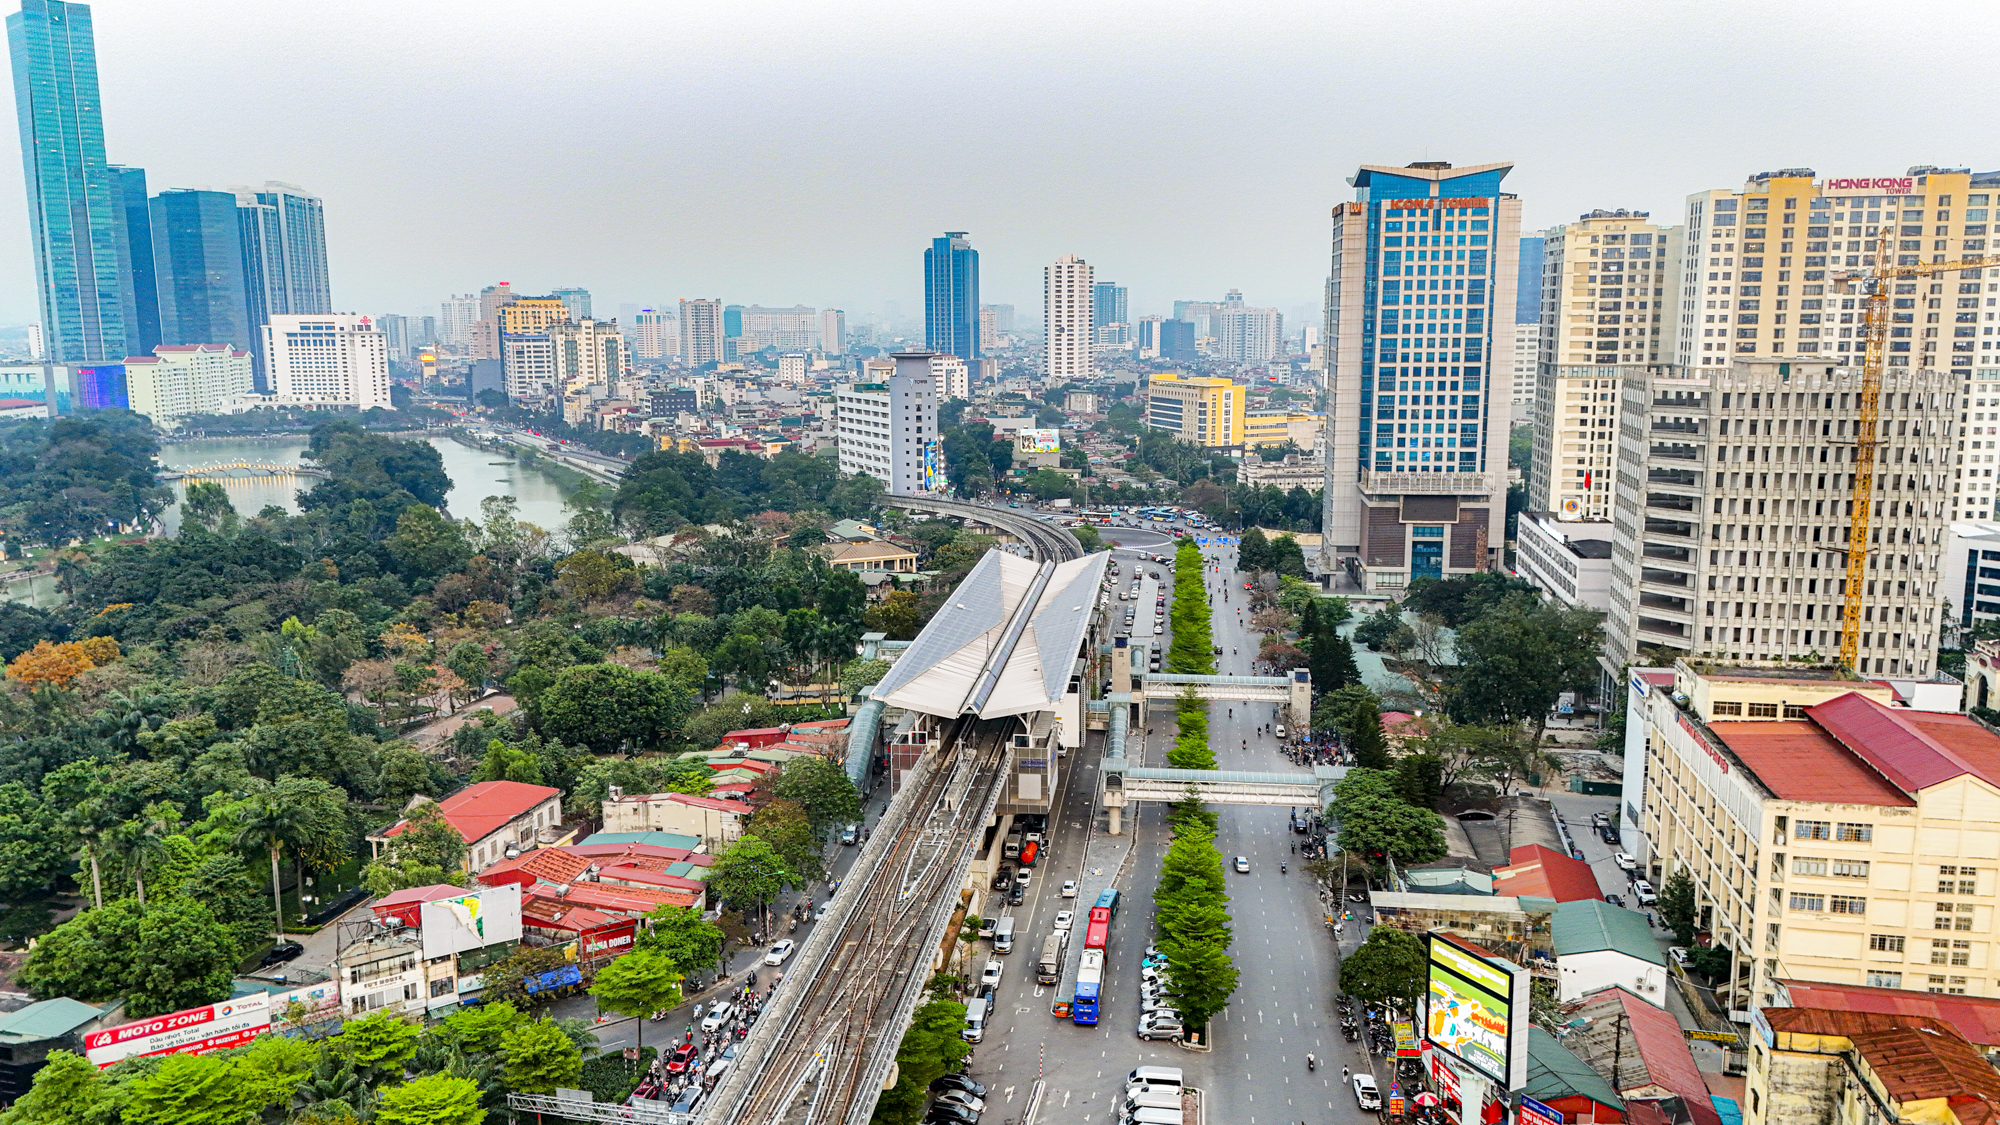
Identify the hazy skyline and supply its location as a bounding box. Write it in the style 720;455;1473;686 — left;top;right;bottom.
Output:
2;0;1993;332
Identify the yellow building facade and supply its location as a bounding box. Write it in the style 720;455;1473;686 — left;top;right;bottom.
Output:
1145;373;1244;448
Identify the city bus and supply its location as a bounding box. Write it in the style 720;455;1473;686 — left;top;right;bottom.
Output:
1072;949;1104;1025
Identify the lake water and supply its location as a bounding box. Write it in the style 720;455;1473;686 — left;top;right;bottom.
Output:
156;432;577;537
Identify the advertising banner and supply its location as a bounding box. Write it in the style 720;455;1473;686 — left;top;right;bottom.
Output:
85;994;271;1068
1395;1019;1420;1057
1520;1095;1565;1125
420;882;524;960
1426;936;1516;1085
1016;428;1061;454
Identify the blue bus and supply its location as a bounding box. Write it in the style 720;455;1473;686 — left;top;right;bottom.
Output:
1072;949;1104;1025
1093;888;1120;917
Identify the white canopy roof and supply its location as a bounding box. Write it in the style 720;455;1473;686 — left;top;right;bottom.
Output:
873;549;1109;720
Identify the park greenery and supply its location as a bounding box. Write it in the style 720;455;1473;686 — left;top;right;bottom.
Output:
872;978;973;1125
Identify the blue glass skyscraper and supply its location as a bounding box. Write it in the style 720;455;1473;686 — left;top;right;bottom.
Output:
1320;161;1520;589
149;189;251;355
7;0;129;363
924;232;979;363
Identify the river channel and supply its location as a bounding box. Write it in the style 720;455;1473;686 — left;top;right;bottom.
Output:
156;432;578;537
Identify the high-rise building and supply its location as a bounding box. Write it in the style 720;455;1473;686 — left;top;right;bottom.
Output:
233;182;329;317
982;303;1014;333
498;296;568;337
925;232;979;363
439;294;477;349
978;306;996;353
777;353;807;384
1044;254;1094;383
1516;235;1545;324
723;305;743;340
472;282;516;359
1136;315;1164;358
930;353;969;400
1530;209;1683;521
1159;319;1196;362
1319;161;1519;589
740;305;818;351
1146;372;1244;448
836;352;942;495
1509;321;1537;411
550;318;627;395
493;296;569;401
1092;282;1127;334
7;0;131;363
265;313;389;410
633;308;672;361
552;287;591;321
148;189;254;355
379;313;411;361
124;342;252;423
1217;304;1284;362
1604;358;1949;677
679;299;722;365
820;308;845;356
104;164;158;358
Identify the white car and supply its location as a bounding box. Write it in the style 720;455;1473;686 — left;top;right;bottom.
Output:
1353;1075;1382;1111
935;1089;985;1114
1053;910;1074;931
1633;880;1659;906
1274;723;1287;738
1233;856;1250;873
980;960;1003;988
763;940;796;966
700;1001;734;1032
1613;852;1637;871
1061;879;1079;898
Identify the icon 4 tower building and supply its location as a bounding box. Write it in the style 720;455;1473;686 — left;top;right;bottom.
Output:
1320;161;1522;591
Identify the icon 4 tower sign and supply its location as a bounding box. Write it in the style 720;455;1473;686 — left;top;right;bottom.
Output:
1423;932;1529;1091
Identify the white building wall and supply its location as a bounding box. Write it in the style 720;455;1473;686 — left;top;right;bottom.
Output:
1556;948;1665;1005
265;314;390;410
125;344;254;423
1044;255;1095;383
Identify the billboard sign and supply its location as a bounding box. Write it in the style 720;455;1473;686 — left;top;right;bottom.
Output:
85;994;271;1068
1520;1095;1565;1125
922;437;943;491
1395;1019;1420;1056
420;882;524;960
1017;428;1061;454
1424;933;1528;1089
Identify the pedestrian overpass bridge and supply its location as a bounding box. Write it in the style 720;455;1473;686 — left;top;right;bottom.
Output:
1101;761;1342;809
1136;670;1309;724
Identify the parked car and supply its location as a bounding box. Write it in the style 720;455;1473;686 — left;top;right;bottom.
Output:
981;960;1003;988
992;865;1016;891
924;1102;980;1125
1613;852;1637;871
1668;946;1690;966
1353;1075;1382;1111
932;1073;987;1099
1600;825;1619;844
764;939;796;966
934;1088;985;1114
1014;867;1032;887
1606;892;1624;907
1274;723;1287;738
1633;880;1658;906
260;941;305;968
1061;880;1079;898
1233;856;1250;873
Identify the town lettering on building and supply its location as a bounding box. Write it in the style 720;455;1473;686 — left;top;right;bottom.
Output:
1823;177;1915;195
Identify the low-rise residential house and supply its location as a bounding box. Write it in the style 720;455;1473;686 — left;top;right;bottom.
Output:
601;788;747;851
336;931;425;1017
1524;1025;1628;1125
821;540;920;573
1562;987;1724;1125
369;781;563;874
1552;899;1667;1005
1497;845;1605;904
0;999;113;1103
1748;1007;2000;1125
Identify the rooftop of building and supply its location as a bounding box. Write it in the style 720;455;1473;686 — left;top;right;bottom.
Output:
1705;718;1916;806
1498;846;1606;905
1764;1007;2000;1120
1775;980;2000;1051
1550;898;1660;962
0;998;102;1045
379;781;562;844
1566;987;1723;1125
1525;1026;1626;1112
1682;661;1864;684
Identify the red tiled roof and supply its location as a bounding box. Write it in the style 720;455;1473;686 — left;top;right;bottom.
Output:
1810;692;2000;793
1776;981;2000;1049
383;781;561;843
1766;1008;2000;1113
707;758;775;774
663;793;748;814
597;864;706;893
374;884;469;907
520;898;619;933
1705;719;1914;806
1577;987;1722;1125
1495;844;1603;903
525;881;697;916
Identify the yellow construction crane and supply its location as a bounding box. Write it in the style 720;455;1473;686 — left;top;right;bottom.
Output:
1838;241;1996;670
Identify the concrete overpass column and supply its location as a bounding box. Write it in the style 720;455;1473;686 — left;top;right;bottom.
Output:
1290;669;1312;727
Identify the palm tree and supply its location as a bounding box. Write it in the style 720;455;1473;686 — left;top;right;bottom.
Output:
61;796;119;911
234;787;315;942
110;801;180;906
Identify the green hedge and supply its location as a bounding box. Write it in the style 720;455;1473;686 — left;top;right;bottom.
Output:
579;1044;656;1105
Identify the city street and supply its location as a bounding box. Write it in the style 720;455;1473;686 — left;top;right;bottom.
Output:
962;524;1378;1124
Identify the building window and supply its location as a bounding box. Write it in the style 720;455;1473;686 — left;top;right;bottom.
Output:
1941;866;1980;894
1793;857;1828;876
1712;701;1744;716
1833;860;1871;879
1795;820;1832;840
1870;934;1905;952
1867;971;1903;988
1836;823;1874;843
1830;896;1866;915
1789;893;1826;912
1960;904;1977;931
1954;940;1973;966
1938;905;1959;930
1747;702;1780;717
1934;939;1953;964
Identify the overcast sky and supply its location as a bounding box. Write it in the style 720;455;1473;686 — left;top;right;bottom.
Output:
2;0;1994;329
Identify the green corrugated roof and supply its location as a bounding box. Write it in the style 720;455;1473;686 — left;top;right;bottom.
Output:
584;830;703;850
0;998;102;1043
1550;898;1664;964
1525;1026;1625;1110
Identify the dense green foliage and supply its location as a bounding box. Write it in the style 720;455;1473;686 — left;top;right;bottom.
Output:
1165;539;1214;675
1330;768;1446;867
613;447;884;535
1340;927;1428;1015
871;996;972;1125
1151;819;1239;1033
0;412;170;549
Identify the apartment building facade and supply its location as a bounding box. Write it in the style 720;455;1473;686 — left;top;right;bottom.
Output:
265;313;389;410
835;352;941;495
1044;254;1095;382
124;342;252;423
1630;663;1993;1019
1530;210;1684;521
1605;358;1951;678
